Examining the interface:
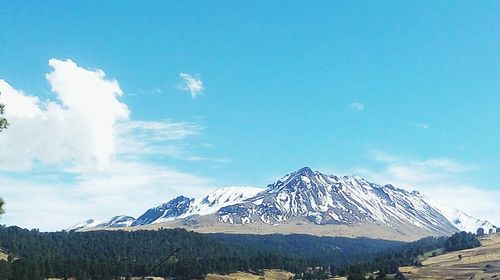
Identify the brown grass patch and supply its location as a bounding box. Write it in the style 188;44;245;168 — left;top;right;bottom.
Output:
206;269;293;280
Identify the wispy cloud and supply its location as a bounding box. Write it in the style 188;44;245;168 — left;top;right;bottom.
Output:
178;73;204;98
121;120;202;141
356;150;500;225
116;120;203;158
350;102;365;111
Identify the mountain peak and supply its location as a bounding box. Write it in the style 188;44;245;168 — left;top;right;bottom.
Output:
171;195;191;201
294;167;315;176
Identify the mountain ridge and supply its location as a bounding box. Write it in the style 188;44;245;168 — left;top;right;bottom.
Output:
67;167;496;239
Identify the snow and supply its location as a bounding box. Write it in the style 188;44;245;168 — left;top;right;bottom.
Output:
181;186;262;218
441;208;497;233
252;198;264;205
65;215;136;231
301;176;311;183
66;219;104;231
105;215;136;227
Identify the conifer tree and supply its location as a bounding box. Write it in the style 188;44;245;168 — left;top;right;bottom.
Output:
0;92;7;216
0;92;8;132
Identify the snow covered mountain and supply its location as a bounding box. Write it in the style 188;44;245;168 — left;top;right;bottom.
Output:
67;215;135;231
67;167;496;238
442;208;497;234
132;186;263;226
214;167;457;235
68;186;263;230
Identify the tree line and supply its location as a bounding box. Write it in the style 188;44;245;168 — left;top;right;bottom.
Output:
0;226;403;280
0;226;315;279
0;224;483;280
0;92;8;217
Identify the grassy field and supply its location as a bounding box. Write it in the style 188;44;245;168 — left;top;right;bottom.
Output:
206;269;294;280
400;234;500;280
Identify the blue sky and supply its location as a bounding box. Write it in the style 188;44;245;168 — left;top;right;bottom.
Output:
0;1;498;230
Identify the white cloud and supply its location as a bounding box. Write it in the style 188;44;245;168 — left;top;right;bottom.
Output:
350;102;365;111
0;59;216;231
0;59;129;171
178;73;204;98
356;151;500;225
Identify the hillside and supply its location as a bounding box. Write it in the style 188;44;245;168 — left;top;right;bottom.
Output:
400;234;500;279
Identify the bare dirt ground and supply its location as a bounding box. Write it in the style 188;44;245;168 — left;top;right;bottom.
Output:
400;234;500;280
206;269;294;280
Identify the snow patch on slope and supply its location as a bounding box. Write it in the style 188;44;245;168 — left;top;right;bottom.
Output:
134;186;263;225
66;215;135;231
180;186;263;218
66;219;104;231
